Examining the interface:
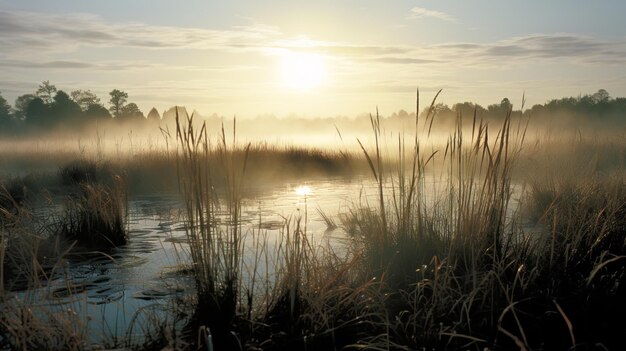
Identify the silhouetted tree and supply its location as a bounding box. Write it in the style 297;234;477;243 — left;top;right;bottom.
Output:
591;89;610;104
24;97;49;127
487;98;512;117
84;104;112;120
162;106;189;120
0;91;14;131
434;103;452;115
146;107;161;122
71;90;101;111
36;80;57;104
50;90;82;124
453;102;487;118
0;92;11;117
14;94;36;120
501;98;512;110
109;89;128;118
119;103;144;120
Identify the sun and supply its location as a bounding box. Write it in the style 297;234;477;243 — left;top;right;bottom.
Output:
279;51;327;91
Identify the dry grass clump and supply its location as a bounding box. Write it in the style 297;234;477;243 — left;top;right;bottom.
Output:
517;172;626;349
59;159;100;186
0;296;89;351
0;189;87;350
0;184;69;295
57;174;127;249
56;159;128;249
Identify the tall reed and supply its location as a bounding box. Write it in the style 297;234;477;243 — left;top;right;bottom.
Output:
349;90;533;349
175;111;251;347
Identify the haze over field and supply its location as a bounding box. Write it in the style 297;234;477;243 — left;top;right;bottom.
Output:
1;0;626;118
3;2;626;350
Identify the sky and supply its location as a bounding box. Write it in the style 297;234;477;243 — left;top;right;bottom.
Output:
1;0;625;118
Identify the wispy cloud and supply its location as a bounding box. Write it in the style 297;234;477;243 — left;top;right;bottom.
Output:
408;7;457;22
430;34;626;65
278;34;626;68
0;10;283;55
0;59;165;71
3;10;622;69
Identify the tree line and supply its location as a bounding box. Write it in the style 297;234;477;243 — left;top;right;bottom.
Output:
0;81;163;133
403;89;626;123
0;82;624;135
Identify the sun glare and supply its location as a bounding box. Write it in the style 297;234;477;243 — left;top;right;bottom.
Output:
295;185;312;196
280;51;327;91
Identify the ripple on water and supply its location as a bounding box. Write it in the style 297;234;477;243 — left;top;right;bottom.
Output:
133;287;174;301
258;220;285;230
11;179;380;345
163;236;189;244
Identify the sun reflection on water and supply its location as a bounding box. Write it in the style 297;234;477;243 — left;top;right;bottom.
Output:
295;185;312;196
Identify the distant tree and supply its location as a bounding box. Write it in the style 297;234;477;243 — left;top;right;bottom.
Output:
591;89;610;104
500;98;512;111
119;103;144;120
24;97;49;127
109;89;128;118
0;91;13;130
162;106;189;120
146;107;161;122
0;91;11;118
452;102;487;118
398;109;409;118
433;103;453;115
71;90;101;111
36;80;57;104
487;98;512;117
50;90;82;125
14;94;36;120
84;103;112;120
526;104;546;117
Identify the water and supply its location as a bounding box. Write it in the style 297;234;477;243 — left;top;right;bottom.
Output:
1;174;530;347
1;175;380;346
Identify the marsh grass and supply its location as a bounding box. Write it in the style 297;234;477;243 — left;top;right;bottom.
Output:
339;92;626;350
175;112;252;348
57;164;128;249
174;112;371;349
342;97;521;347
0;295;89;350
2;94;626;349
513;172;626;350
168;91;626;350
0;200;89;350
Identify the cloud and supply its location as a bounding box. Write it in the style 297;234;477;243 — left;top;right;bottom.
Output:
408;7;457;22
366;57;441;65
272;34;626;68
431;34;626;65
0;10;283;55
2;10;622;70
0;59;167;71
